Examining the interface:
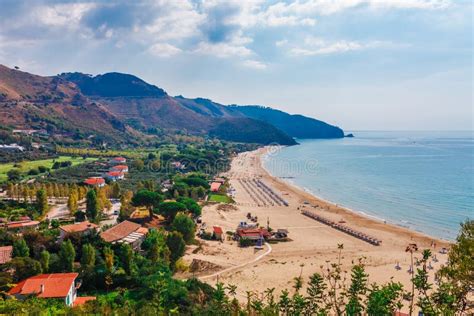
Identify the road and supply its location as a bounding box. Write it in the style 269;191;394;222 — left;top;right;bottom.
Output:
99;200;121;227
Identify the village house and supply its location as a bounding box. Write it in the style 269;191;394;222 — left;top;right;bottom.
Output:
105;171;125;181
210;182;222;192
59;221;99;241
110;157;126;164
235;228;271;242
212;226;224;241
110;165;128;173
100;220;148;250
0;246;13;264
8;273;95;307
84;177;105;187
5;218;40;232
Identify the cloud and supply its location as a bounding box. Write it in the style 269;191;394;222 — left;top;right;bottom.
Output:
287;37;395;56
148;43;182;58
242;59;268;69
194;40;253;58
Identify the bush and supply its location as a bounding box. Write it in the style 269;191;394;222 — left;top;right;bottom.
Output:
239;237;252;247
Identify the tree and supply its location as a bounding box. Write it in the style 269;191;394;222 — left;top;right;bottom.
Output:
67;190;78;214
86;189;100;222
132;159;145;171
132;190;162;208
39;250;50;273
13;238;29;257
142;229;170;264
7;169;21;182
177;197;202;217
36;189;48;215
111;182;121;199
120;243;134;275
171;213;196;244
59;239;75;272
166;231;186;265
157;201;186;221
81;243;96;269
9;257;42;281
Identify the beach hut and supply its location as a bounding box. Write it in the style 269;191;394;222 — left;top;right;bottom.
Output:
213;226;224;241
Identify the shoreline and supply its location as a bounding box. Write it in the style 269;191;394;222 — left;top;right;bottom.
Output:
258;146;451;245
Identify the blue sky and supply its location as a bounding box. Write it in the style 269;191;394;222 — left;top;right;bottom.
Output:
0;0;472;130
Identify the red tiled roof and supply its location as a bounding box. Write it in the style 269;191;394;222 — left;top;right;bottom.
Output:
9;273;78;298
84;177;105;186
7;220;40;229
111;165;128;171
106;171;124;177
0;246;13;264
210;182;221;192
213;226;223;235
73;296;96;307
112;157;126;162
237;228;271;238
60;221;98;234
100;220;141;243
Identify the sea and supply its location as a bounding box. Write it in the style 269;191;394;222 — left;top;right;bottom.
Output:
263;131;473;241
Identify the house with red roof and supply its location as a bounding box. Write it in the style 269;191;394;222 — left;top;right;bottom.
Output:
235;228;271;241
105;171;124;181
111;165;128;173
84;177;105;187
0;246;13;264
6;218;40;232
110;157;126;164
8;273;95;306
210;182;221;192
59;221;99;241
100;220;148;250
213;226;224;241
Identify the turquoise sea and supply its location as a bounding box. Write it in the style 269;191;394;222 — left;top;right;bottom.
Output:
263;131;473;241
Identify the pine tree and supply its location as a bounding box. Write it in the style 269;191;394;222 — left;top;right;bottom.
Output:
13;239;30;258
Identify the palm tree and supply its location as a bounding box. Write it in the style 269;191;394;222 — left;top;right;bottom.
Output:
405;243;418;315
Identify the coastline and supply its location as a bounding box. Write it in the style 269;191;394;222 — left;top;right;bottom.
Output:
259;146;451;245
183;146;452;302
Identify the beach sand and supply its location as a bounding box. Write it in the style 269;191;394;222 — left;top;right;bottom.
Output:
181;147;451;303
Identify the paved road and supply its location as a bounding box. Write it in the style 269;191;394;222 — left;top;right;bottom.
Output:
100;200;121;227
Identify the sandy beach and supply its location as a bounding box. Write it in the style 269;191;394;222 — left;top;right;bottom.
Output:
182;147;451;301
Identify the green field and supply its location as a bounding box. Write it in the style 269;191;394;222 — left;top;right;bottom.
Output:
0;156;98;182
208;193;233;203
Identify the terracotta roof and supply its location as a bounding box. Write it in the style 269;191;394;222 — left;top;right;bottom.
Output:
136;227;149;235
9;273;78;298
237;228;271;238
7;220;40;229
213;226;223;234
106;171;124;177
100;220;141;243
60;221;98;234
210;182;221;192
73;296;96;307
0;246;13;264
84;177;105;186
112;157;126;162
111;165;128;171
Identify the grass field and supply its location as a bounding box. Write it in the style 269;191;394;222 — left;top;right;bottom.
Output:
0;156;98;182
208;193;233;203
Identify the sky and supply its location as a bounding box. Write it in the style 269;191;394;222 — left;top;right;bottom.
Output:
0;0;472;131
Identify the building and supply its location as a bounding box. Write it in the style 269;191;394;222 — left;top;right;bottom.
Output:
6;218;40;232
235;228;271;241
210;182;222;192
59;221;99;241
213;226;224;241
100;220;148;250
110;157;126;164
105;171;124;181
129;207;151;223
84;177;105;187
0;144;25;151
0;246;13;264
8;273;95;306
110;165;128;173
